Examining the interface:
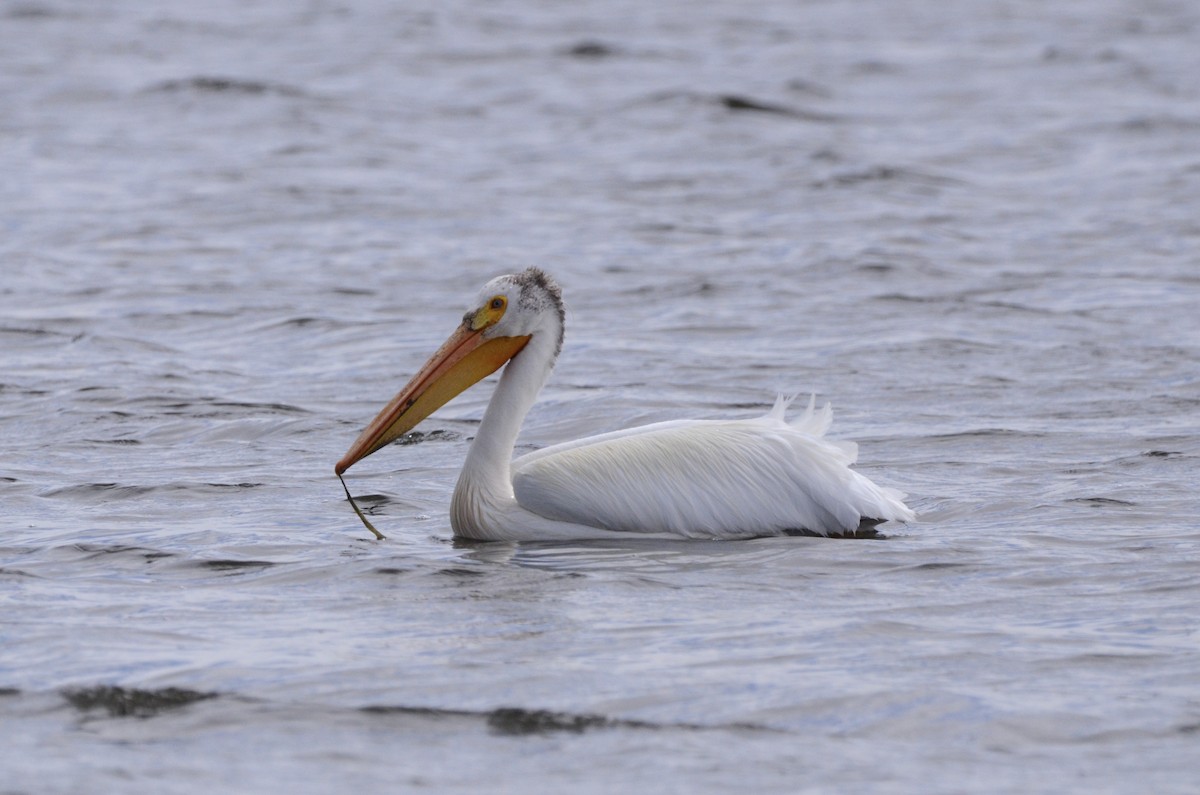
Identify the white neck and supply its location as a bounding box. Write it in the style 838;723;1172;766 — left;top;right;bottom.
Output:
450;330;558;535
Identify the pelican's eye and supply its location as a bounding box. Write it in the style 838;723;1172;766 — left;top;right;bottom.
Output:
470;294;509;330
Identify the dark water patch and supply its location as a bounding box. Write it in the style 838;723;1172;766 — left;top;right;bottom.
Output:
123;396;210;411
42;483;153;501
63;685;217;718
1067;497;1137;507
343;493;393;516
0;686;21;696
121;309;242;329
361;704;775;735
631;220;721;237
562;40;621;58
210;400;309;415
1139;579;1200;595
122;396;308;418
1060;652;1172;665
812;166;961;190
255;316;348;332
361;704;461;718
926;429;1048;442
5;3;57;19
373;567;414;575
1118;115;1200;133
44;481;266;504
625;90;835;122
147;76;305;97
70;544;174;562
620;278;722;299
84;438;141;444
436;567;487;578
718;93;837;122
0;568;36;577
899;561;972;572
0;324;69;338
859;263;895;273
1108;450;1191;470
196;559;279;571
395;429;461;445
487;707;626;735
873;292;952;304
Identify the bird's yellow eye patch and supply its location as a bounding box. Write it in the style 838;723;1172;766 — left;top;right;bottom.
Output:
469;295;508;330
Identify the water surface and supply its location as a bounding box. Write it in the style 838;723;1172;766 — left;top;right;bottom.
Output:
2;0;1199;792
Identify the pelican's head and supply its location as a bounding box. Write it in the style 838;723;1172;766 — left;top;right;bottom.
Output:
466;268;564;350
335;268;563;475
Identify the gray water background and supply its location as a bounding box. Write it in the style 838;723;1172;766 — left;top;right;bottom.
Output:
2;0;1199;792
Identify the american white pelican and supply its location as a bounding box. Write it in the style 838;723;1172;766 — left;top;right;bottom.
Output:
336;268;914;541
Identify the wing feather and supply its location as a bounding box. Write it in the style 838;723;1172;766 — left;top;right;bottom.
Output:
512;406;911;539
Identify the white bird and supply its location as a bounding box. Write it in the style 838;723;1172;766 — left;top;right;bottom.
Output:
336;268;914;541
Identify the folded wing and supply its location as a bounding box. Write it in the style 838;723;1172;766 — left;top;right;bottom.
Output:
512;399;912;539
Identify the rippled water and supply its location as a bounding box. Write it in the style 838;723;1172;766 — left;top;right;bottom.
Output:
3;0;1199;792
